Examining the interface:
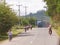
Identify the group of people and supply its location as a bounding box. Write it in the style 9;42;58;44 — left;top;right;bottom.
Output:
7;24;33;41
7;24;52;41
24;25;33;32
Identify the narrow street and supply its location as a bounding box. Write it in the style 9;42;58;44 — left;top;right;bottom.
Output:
0;28;59;45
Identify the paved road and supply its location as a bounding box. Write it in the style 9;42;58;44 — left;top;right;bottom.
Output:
0;28;59;45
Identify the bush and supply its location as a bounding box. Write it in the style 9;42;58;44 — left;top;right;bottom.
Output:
0;4;18;35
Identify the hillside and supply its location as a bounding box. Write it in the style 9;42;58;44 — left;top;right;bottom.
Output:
25;10;50;22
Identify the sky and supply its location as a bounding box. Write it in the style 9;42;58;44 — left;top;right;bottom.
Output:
6;0;46;16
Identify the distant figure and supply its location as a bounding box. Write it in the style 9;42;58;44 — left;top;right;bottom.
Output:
26;25;30;30
24;25;29;32
8;30;12;41
24;26;27;32
49;25;52;35
30;25;33;30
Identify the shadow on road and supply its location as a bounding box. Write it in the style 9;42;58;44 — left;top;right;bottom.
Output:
17;32;34;37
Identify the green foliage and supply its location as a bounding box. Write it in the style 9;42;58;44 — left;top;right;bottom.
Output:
20;17;36;26
21;18;29;26
29;17;36;26
44;0;60;25
0;4;18;35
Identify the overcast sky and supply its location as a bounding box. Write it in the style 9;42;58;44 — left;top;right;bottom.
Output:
6;0;46;16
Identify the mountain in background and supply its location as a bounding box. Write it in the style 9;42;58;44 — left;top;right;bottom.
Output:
25;10;50;22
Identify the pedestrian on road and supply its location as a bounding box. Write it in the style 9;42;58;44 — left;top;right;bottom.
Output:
8;30;12;41
24;25;28;32
49;25;52;35
24;26;27;32
29;24;33;30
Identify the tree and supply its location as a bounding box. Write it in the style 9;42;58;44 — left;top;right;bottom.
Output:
20;17;36;26
21;18;29;26
29;17;36;26
44;0;60;26
0;3;18;35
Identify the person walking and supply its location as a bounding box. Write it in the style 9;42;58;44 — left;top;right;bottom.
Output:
30;25;32;30
8;30;12;41
49;25;52;35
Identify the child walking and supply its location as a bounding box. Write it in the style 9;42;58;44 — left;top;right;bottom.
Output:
8;30;12;41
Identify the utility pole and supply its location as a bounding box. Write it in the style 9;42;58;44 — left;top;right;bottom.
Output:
25;6;27;16
22;6;27;17
3;0;6;6
4;0;6;5
0;0;6;6
16;5;22;26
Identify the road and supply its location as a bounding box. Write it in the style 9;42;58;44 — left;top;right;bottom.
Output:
0;28;59;45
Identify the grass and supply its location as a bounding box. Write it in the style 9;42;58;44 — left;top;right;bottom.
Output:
54;27;60;36
0;26;24;42
54;27;60;45
0;35;8;41
12;28;23;37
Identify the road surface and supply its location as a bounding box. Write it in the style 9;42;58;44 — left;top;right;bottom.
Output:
0;28;59;45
